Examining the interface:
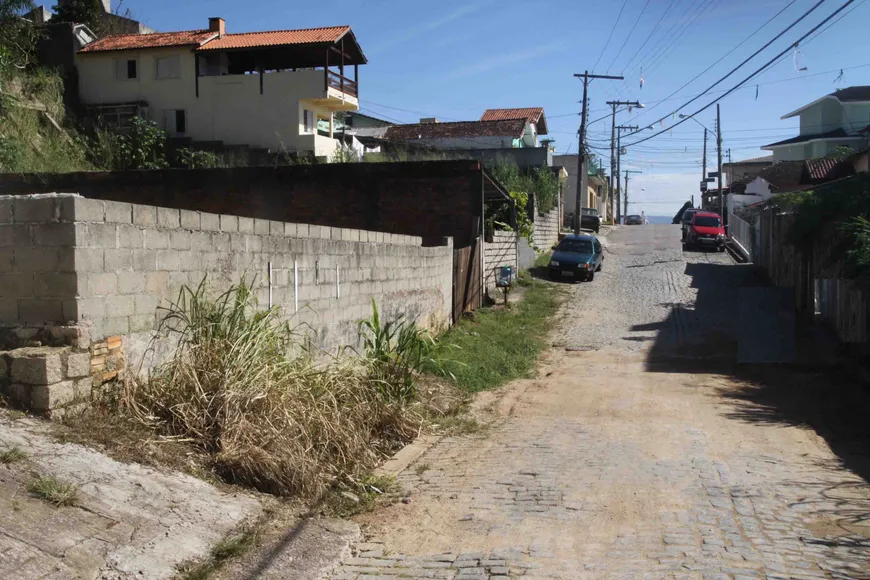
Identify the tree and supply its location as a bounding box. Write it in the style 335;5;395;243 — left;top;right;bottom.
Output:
0;0;41;72
51;0;105;34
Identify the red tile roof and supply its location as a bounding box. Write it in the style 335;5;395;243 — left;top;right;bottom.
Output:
480;107;544;124
805;157;855;182
196;26;351;51
78;25;351;54
385;119;527;142
79;29;216;53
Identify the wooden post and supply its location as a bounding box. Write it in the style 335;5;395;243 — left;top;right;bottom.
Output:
340;38;345;94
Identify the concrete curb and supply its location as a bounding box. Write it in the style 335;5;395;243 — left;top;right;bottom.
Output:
375;434;441;477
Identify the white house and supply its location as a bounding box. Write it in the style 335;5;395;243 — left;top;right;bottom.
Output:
762;86;870;161
75;17;366;158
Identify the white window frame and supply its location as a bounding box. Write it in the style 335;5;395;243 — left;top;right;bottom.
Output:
114;58;138;80
303;109;316;134
155;55;181;79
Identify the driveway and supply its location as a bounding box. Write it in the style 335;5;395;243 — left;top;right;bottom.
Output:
328;224;870;580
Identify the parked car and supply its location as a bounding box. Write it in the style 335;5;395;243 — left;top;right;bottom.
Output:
580;208;602;233
625;215;643;225
680;208;699;240
549;234;604;282
683;211;726;251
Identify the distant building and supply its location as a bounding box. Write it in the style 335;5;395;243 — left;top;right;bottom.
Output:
552;154;609;222
723;155;773;186
763;87;870;161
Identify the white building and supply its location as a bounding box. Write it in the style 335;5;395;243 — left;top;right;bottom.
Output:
763;86;870;161
75;17;365;159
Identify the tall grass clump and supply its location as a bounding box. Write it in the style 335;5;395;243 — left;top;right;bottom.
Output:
125;280;422;497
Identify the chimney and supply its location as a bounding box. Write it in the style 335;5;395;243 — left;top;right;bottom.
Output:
420;117;439;124
209;17;226;37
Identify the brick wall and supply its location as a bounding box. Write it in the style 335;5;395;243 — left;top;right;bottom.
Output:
0;194;453;376
483;230;518;295
533;207;560;252
0;161;484;248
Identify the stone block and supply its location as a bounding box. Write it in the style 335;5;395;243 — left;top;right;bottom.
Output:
106;295;135;318
132;249;157;270
0;198;12;223
13;197;56;223
31;380;77;411
144;229;170;249
89;272;118;296
65;352;90;378
145;271;169;294
254;219;270;235
32;223;76;247
157;207;181;229
0;273;34;298
66;197;106;222
170;230;191;250
18;300;64;325
72;248;104;271
134;294;159;315
269;221;283;236
238;216;254;233
220;215;239;233
87;223;118;248
13;247;61;272
157;249;182;271
75;297;105;319
129;314;155;333
4;383;30;407
10;346;67;385
33;272;77;298
200;213;220;232
180;210;201;230
0;355;7;378
104;201;132;223
117;225;145;249
105;249;133;271
118;272;146;294
132;204;158;226
0;223;30;247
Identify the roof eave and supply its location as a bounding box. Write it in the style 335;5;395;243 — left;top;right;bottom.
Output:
781;95;837;119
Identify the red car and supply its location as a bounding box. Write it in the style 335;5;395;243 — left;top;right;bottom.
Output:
684;211;726;252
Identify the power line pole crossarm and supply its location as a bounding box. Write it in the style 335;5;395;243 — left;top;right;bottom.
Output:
573;71;623;235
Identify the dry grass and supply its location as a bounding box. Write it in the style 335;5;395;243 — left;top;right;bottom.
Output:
124;280;424;498
27;475;78;506
0;446;26;464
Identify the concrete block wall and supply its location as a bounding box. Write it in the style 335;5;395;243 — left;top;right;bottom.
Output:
533;207;560;251
483;230;518;295
1;194;453;376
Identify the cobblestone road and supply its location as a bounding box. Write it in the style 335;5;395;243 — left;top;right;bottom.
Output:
329;225;870;580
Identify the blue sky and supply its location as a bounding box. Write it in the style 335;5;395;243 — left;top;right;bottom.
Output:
120;0;869;216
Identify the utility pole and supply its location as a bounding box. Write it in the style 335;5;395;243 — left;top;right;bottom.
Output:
607;100;641;224
624;169;642;219
701;129;707;209
615;125;638;224
573;71;623;234
727;148;733;190
717;104;723;218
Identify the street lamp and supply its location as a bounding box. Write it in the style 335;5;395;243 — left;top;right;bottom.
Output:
678;113;712;133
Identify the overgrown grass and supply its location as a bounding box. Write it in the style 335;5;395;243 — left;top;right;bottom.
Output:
178;529;260;580
124;280;425;498
27;475;78;506
534;252;553;269
431;279;562;392
325;474;400;517
0;446;26;464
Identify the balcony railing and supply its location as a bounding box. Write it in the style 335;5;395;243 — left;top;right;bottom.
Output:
326;70;358;98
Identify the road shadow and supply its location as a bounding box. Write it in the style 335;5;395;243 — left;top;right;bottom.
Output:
639;259;870;491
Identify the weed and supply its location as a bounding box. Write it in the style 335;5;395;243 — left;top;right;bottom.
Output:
432;279;562;392
432;414;482;436
534;252;553;269
178;530;259;580
125;280;423;497
414;463;430;475
0;446;26;464
27;476;78;506
326;474;400;517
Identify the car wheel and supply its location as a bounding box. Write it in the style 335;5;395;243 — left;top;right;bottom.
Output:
596;261;602;272
586;271;595;282
718;246;725;253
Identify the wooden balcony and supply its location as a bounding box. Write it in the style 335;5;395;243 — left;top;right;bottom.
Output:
327;70;358;98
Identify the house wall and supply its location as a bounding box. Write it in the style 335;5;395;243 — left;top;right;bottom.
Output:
0;162;485;249
533;206;560;251
483;230;518;295
843;102;870;132
553;154;579;216
0;194;453;372
76;51;350;155
413;136;519;150
744;177;773;197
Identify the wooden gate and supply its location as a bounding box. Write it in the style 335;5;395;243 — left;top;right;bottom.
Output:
453;238;482;323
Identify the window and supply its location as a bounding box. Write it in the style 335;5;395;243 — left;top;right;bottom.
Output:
163;109;186;136
115;58;137;80
156;55;181;79
693;216;722;228
557;239;593;254
303;109;315;133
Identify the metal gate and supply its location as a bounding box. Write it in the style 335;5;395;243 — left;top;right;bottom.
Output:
453;238;482;323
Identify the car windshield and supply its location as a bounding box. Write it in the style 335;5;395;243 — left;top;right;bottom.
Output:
627;215;641;220
694;216;722;228
581;208;598;216
558;239;594;253
682;211;697;222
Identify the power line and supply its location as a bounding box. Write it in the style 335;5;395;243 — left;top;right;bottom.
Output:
629;0;717;79
624;0;859;148
620;0;681;74
593;0;631;71
623;0;832;139
606;0;653;73
628;0;800;124
641;0;724;77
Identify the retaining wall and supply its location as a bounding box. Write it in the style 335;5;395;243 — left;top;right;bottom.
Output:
0;194;453;414
533;207;560;251
484;230;518;296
